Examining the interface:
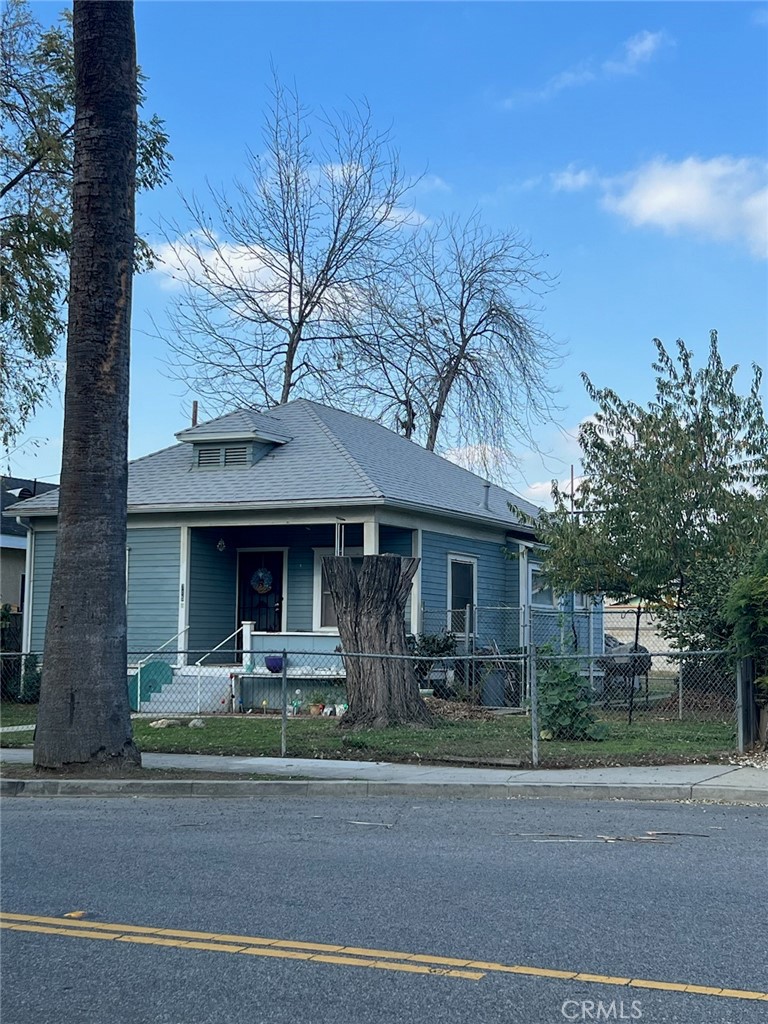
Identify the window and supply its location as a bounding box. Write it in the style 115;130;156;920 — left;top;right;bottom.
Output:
448;556;477;634
313;549;364;630
531;567;557;607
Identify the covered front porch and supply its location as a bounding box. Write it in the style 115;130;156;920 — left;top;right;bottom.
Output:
182;519;416;662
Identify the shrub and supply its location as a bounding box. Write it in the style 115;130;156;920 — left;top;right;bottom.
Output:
537;656;607;741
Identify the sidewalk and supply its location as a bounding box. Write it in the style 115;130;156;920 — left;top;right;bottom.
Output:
1;748;766;803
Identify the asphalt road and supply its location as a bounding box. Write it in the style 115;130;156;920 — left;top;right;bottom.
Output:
1;795;766;1024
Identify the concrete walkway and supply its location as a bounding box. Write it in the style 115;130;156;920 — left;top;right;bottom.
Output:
1;748;766;803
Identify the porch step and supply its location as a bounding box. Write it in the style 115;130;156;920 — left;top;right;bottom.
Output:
137;664;234;715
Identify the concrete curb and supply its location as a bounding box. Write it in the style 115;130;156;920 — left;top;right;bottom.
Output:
2;777;766;804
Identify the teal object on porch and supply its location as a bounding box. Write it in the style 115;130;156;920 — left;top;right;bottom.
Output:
128;660;174;711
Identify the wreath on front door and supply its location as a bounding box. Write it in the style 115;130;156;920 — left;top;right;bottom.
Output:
250;568;273;594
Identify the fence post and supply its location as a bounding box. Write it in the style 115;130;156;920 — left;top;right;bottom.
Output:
736;657;756;754
280;649;288;757
678;655;684;721
196;663;201;715
137;663;142;712
530;645;539;768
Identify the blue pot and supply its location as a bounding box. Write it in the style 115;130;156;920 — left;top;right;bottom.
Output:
264;655;283;674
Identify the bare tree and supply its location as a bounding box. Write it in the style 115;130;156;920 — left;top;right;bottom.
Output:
160;75;412;411
34;0;140;770
341;214;560;478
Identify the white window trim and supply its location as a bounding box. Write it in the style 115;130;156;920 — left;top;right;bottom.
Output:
312;547;364;632
236;547;288;634
447;554;478;635
530;563;559;609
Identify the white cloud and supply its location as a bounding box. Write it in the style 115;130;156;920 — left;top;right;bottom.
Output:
602;30;669;75
512;475;585;510
505;29;670;106
441;443;513;476
550;155;768;258
551;165;597;192
152;235;284;298
385;204;429;228
416;174;451;194
505;64;595;106
603;156;768;258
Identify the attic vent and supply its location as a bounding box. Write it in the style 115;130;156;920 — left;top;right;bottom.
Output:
197;448;222;468
224;445;249;466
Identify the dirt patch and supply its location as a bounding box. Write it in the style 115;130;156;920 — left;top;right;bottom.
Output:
423;697;497;721
728;750;768;770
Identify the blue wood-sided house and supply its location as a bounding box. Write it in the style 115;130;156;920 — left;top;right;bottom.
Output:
10;401;601;689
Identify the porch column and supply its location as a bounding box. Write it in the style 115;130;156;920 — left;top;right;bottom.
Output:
410;528;422;635
363;519;379;555
177;526;190;666
21;523;34;653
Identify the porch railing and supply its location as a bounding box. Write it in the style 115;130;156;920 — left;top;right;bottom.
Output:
194;626;245;713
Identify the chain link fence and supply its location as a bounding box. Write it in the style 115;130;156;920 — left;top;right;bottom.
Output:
0;633;752;767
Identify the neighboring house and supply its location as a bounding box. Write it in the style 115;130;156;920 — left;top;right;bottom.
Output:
7;400;600;706
1;476;58;614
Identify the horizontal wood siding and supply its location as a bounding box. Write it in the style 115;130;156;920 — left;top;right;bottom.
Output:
29;527;181;654
379;526;414;625
286;544;313;631
29;531;56;651
504;545;520;606
187;524;349;640
188;530;237;653
379;526;413;557
421;529;513;644
126;528;181;653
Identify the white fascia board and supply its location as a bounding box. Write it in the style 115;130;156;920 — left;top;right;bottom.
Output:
22;496;539;538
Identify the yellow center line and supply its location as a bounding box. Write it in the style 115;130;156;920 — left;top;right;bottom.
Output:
1;912;766;1001
0;916;482;981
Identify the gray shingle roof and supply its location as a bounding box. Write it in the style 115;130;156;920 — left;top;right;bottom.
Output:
7;401;540;531
175;408;292;444
1;476;58;538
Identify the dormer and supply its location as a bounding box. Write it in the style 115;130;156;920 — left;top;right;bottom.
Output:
176;409;292;470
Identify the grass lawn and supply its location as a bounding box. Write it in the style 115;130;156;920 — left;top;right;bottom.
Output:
0;703;735;767
0;703;37;728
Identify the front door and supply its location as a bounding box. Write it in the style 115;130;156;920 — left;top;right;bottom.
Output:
238;551;284;632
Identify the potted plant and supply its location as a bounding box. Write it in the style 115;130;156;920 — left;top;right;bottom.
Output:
307;691;325;716
264;655;283;673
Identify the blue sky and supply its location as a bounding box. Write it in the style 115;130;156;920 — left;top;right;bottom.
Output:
13;1;768;504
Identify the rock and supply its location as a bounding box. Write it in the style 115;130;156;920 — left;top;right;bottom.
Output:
148;718;182;729
188;718;206;728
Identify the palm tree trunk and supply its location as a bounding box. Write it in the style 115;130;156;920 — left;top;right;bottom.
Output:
34;1;140;769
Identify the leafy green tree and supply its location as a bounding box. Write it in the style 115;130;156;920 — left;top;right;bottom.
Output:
0;0;171;449
532;332;768;649
724;545;768;747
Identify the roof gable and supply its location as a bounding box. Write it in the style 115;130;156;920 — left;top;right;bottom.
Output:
175;408;292;445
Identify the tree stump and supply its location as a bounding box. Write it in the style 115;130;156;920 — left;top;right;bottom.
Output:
323;554;432;729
